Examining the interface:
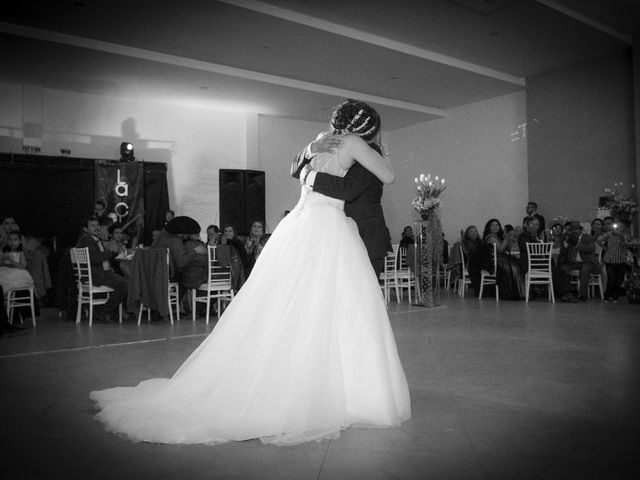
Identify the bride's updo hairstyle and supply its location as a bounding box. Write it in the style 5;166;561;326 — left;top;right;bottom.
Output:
330;99;383;154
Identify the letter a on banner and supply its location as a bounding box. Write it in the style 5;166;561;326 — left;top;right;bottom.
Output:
95;162;144;240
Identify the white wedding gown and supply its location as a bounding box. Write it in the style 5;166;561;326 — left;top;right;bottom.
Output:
90;152;411;445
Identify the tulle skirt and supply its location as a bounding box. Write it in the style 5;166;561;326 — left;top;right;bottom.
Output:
90;189;411;445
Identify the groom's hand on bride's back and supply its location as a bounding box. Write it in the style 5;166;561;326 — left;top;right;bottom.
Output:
291;133;343;179
310;133;343;155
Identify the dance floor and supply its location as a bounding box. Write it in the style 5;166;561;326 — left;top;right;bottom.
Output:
1;292;639;479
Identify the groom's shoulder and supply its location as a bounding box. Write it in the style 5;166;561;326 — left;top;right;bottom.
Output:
347;162;381;182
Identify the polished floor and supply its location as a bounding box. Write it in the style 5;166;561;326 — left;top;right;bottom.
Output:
1;291;639;480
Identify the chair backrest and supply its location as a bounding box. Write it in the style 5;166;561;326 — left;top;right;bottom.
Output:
396;247;410;270
382;253;396;276
459;244;466;273
70;247;92;285
490;242;497;274
206;245;231;286
391;243;399;254
526;242;553;273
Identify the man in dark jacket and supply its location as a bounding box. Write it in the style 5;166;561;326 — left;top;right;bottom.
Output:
76;216;128;321
292;136;392;277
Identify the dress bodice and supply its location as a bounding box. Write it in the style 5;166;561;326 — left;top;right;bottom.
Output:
298;152;347;210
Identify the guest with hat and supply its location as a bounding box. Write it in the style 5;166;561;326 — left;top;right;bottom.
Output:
555;220;601;302
151;216;206;288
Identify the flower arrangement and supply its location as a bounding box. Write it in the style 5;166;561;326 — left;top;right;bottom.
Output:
412;173;446;219
603;182;637;219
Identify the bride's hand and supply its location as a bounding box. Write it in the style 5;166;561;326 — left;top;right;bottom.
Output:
310;133;343;155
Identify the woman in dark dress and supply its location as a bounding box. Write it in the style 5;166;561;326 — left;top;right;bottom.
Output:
216;224;248;292
481;219;523;300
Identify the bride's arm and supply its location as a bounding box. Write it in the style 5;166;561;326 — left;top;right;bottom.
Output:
338;135;395;184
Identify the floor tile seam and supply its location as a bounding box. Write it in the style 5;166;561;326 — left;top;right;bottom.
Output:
314;439;331;480
0;334;210;359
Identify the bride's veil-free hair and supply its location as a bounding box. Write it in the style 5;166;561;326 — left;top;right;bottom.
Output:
330;99;383;155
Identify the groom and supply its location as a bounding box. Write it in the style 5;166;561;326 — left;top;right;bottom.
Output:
291;135;392;277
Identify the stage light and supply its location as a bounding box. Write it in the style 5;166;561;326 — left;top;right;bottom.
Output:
120;142;135;162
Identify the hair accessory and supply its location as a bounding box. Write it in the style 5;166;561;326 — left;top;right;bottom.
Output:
345;109;364;129
352;116;371;132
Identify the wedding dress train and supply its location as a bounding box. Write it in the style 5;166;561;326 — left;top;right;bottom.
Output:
90;152;411;445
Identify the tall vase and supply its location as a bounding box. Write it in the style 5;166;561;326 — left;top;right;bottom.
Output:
413;211;444;307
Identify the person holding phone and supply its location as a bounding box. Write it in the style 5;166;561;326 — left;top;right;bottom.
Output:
598;220;631;302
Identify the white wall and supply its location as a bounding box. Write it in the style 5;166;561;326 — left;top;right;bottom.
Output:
0;82;250;233
1;82;528;244
257;115;326;232
384;91;528;243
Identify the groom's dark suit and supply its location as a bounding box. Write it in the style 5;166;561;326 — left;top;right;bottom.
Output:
292;150;392;277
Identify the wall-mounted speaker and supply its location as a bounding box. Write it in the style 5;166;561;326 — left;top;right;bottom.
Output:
219;169;265;236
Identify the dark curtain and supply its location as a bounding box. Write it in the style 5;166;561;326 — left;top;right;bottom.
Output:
0;156;94;250
142;162;170;246
0;154;169;310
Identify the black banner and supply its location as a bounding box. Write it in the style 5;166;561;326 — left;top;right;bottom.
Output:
95;162;144;240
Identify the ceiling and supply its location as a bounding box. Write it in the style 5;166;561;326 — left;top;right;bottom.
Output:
0;0;638;129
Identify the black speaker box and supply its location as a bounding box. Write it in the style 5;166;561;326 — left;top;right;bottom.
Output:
219;169;265;236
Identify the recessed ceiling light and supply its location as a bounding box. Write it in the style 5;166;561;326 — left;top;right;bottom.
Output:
391;76;398;80
489;31;500;36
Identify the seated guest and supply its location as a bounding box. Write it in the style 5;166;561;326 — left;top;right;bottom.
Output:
548;220;566;250
505;225;522;254
598;220;631;302
76;216;128;322
105;224;128;256
399;226;414;249
105;224;132;277
518;217;542;275
93;200;113;241
482;219;522;300
555;221;601;302
244;220;266;276
217;224;248;292
23;235;52;302
151;228;162;244
181;234;209;291
0;216;20;250
590;218;603;238
449;225;480;286
151;216;206;296
1;232;36;300
164;210;175;227
206;225;223;247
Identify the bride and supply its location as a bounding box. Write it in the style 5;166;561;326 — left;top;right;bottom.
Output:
90;100;411;446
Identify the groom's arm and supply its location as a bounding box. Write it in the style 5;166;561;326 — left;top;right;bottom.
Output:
291;134;343;179
308;163;375;202
290;145;313;179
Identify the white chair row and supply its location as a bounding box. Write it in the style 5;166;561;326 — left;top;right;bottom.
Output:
454;242;556;303
70;245;233;326
379;246;415;304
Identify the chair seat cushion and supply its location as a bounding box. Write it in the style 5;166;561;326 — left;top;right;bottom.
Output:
80;284;114;293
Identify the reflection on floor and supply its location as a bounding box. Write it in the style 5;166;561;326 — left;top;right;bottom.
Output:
1;292;639;480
